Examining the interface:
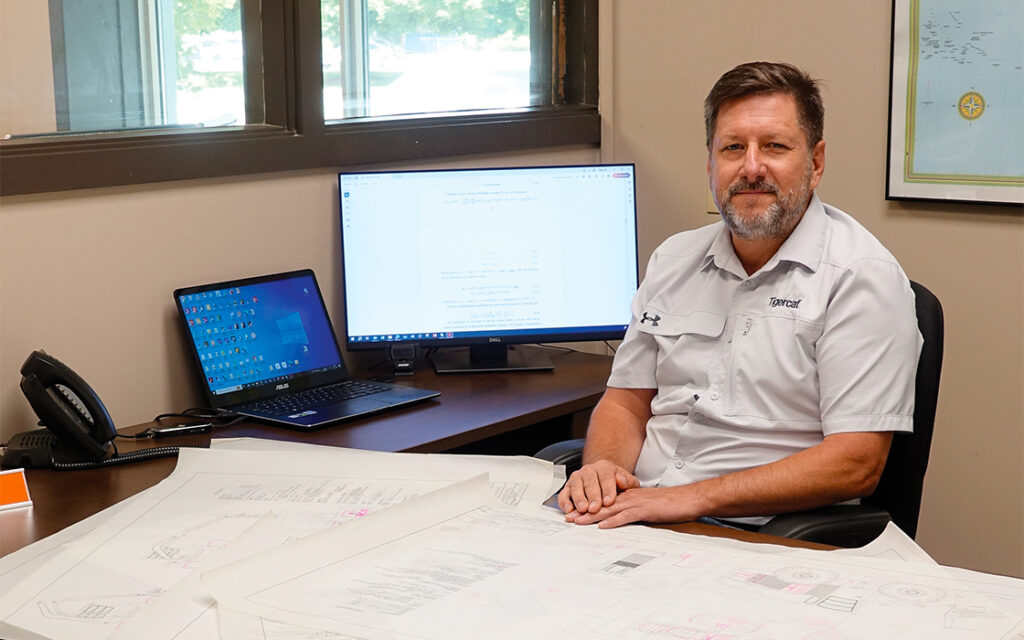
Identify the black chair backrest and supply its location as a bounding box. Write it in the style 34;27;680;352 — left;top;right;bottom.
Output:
862;281;944;538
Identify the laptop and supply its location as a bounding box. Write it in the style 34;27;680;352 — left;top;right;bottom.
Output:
173;270;439;429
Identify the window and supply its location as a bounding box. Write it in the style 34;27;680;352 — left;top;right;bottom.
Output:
37;1;245;134
322;0;544;119
0;0;598;196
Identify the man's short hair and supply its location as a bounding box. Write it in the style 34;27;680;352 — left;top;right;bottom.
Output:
704;61;824;148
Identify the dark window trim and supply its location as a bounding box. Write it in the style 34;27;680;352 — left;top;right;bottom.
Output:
1;0;599;197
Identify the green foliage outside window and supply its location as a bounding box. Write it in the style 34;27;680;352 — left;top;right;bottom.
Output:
171;0;530;81
174;0;241;82
323;0;529;50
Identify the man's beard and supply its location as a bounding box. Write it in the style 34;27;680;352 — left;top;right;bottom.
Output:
715;163;813;240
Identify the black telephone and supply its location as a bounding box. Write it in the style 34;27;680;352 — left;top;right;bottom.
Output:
1;351;119;469
2;351;203;471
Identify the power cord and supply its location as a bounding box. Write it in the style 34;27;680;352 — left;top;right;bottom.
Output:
116;408;243;440
535;342;619;354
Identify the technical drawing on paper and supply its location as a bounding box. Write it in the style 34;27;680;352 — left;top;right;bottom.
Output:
597;553;657;576
149;513;261;569
734;565;862;613
37;590;163;626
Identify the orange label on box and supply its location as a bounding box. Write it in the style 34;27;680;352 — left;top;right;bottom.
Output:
0;468;32;510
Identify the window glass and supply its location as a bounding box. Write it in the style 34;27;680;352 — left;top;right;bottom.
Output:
0;0;597;196
322;0;538;120
176;2;246;127
1;0;245;139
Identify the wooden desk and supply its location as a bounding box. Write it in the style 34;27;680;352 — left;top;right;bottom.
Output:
2;348;609;556
202;347;610;454
1;348;832;557
657;522;833;551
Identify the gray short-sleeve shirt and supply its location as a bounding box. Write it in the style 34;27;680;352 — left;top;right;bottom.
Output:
608;195;922;517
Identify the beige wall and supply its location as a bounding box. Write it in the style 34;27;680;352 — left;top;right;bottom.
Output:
0;0;56;136
602;0;1023;577
0;0;1021;578
0;148;599;442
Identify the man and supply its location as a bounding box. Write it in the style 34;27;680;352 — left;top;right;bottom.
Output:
558;61;922;530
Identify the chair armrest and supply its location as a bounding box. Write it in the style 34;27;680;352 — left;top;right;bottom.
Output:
758;505;892;548
534;438;586;470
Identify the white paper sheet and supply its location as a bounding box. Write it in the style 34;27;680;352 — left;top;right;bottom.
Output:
204;476;1024;640
0;445;562;640
832;521;938;565
110;513;302;640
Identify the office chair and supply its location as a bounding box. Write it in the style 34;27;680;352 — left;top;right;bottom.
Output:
535;281;943;548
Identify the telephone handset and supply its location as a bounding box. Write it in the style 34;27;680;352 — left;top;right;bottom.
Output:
1;351;118;469
25;350;117;457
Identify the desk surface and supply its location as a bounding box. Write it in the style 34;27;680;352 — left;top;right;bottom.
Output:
1;348;831;556
170;347;612;454
3;348;609;556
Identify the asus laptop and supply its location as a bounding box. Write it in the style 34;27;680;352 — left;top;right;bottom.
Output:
173;269;439;429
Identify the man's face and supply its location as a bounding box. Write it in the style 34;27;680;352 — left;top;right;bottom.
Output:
707;92;825;240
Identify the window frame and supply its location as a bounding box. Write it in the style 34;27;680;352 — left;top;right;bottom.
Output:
0;0;599;197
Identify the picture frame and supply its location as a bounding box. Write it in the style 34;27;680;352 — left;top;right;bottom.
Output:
886;0;1023;206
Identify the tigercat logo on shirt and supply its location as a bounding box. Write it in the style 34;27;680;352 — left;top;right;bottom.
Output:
769;297;801;309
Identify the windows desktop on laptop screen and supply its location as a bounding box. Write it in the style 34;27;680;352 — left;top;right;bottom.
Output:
178;274;343;396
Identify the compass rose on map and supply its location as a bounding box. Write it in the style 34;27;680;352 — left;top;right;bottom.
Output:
957;91;985;120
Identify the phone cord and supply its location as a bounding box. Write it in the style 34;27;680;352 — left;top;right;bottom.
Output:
50;445;206;471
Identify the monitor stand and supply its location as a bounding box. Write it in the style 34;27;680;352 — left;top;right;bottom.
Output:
430;344;553;374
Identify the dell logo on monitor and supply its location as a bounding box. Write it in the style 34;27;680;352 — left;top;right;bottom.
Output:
488;337;503;343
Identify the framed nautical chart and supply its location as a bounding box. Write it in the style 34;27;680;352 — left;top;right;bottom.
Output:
886;0;1023;205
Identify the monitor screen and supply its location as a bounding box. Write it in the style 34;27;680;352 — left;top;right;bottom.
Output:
338;164;639;372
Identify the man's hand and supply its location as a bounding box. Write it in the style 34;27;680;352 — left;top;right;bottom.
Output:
556;387;653;521
558;460;640;520
567;486;700;529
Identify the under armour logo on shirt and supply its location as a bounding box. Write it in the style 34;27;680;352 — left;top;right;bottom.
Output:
640;312;661;326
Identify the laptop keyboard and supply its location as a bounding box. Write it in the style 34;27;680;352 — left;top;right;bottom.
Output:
241;379;392;417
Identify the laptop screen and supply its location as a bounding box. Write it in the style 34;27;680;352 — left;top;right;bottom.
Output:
175;271;346;399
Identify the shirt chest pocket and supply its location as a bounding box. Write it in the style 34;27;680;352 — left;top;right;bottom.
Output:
636;311;726;391
731;315;823;421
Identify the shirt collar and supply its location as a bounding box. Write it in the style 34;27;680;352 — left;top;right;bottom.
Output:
703;192;826;277
703;222;741;276
763;192;826;273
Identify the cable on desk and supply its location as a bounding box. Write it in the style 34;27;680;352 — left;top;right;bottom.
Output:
50;445;205;471
3;408;229;470
116;409;244;440
535;343;576;353
366;357;392;373
151;407;238;422
536;341;619;355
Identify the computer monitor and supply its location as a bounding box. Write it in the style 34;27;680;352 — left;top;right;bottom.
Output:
338;163;639;373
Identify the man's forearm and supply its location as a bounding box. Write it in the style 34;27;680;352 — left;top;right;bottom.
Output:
571;430;894;528
688;430;893;519
581;387;655;470
558;387;655;517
